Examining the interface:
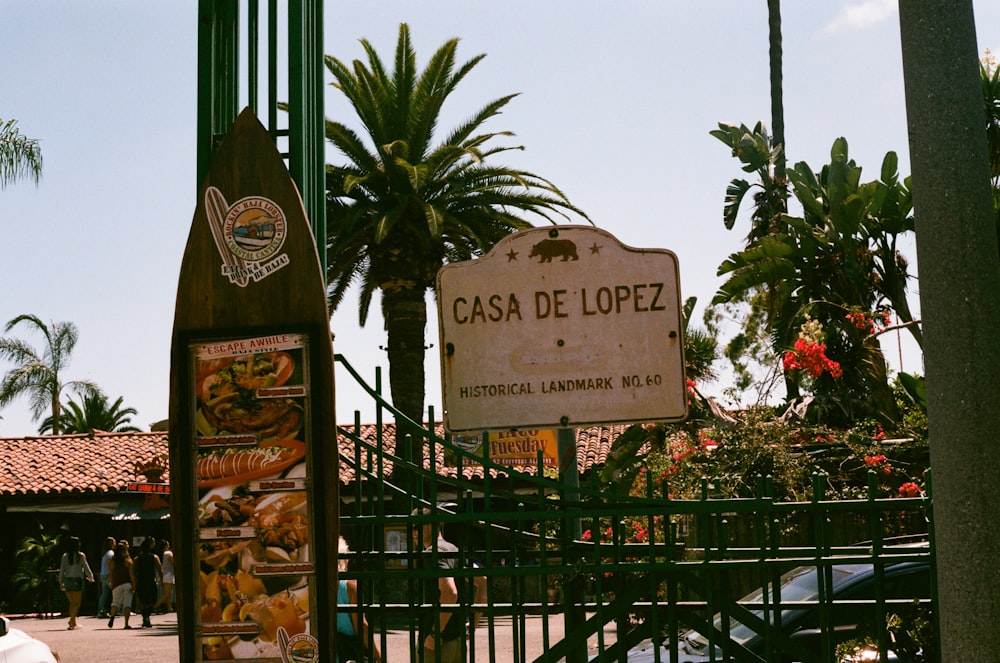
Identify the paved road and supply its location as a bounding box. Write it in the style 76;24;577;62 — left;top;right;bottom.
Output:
12;611;612;662
11;612;180;663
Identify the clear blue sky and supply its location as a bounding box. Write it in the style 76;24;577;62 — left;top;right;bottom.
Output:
2;1;997;436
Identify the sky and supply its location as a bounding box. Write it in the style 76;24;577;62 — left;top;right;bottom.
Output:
2;1;998;437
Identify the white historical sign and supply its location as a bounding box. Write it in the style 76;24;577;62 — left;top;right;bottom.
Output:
437;225;687;433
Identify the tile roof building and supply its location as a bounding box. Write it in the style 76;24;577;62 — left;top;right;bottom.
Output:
0;424;629;502
0;424;628;614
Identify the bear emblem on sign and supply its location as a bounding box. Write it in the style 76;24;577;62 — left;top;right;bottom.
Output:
528;239;579;263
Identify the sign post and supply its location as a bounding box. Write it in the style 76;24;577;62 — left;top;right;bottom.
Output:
169;109;338;663
438;225;686;663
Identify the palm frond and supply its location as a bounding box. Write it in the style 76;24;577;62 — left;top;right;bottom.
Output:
320;24;590;427
0;118;43;188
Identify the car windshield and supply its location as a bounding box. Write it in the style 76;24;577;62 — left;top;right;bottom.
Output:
688;563;868;647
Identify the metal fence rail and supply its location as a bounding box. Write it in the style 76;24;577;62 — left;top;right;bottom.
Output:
333;355;935;663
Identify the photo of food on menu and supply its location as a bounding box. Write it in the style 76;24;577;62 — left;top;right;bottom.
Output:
192;334;315;661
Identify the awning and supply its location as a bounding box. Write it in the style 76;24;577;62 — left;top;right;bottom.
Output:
8;501;119;515
112;495;170;521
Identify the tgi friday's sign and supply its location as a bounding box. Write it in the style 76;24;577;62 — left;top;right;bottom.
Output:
437;226;687;433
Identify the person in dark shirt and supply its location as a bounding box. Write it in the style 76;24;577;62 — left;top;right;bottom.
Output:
411;507;467;663
133;537;162;628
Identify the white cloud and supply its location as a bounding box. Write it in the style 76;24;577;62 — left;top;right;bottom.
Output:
824;0;898;34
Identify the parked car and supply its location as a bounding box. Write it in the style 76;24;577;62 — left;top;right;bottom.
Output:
0;616;59;663
622;548;931;663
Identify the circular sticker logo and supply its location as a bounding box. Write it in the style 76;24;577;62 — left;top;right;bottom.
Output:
223;196;287;262
285;633;320;663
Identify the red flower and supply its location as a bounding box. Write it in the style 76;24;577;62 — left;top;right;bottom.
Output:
846;310;893;334
783;339;843;379
846;311;873;333
864;454;892;474
582;529;592;541
864;454;887;467
673;445;697;462
898;482;921;498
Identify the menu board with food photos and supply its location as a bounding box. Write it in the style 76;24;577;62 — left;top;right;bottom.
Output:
192;332;316;662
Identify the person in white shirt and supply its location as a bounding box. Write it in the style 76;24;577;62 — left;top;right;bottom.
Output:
58;536;95;630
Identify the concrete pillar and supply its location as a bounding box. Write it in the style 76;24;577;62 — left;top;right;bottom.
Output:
898;2;1000;661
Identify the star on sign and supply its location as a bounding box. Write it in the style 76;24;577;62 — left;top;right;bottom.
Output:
507;249;519;261
590;243;602;255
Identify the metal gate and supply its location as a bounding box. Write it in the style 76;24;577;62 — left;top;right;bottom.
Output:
193;8;937;661
333;355;936;663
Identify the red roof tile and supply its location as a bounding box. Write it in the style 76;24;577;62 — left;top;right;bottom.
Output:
0;431;169;498
1;424;630;498
337;423;630;483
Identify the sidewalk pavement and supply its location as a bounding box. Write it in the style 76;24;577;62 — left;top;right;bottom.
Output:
11;611;180;663
10;611;614;662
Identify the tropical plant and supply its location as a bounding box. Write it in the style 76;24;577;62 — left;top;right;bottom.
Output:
38;392;141;434
322;23;586;458
588;414;930;572
0;314;100;434
0;118;43;188
710;122;788;240
709;122;799;403
703;291;784;407
10;530;60;613
679;297;719;386
712;128;920;426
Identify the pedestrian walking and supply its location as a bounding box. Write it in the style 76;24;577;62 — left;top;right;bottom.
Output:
153;539;174;613
58;536;94;630
412;507;469;663
134;537;162;628
96;536;115;619
107;540;136;629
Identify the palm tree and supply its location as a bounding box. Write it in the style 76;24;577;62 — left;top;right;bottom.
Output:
323;24;586;455
39;392;141;434
1;118;43;188
0;315;99;434
767;0;786;186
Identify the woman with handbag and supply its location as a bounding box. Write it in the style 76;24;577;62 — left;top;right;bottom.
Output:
58;536;95;630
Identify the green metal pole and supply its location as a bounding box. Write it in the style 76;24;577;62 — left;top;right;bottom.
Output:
196;0;239;187
287;0;327;275
557;427;585;663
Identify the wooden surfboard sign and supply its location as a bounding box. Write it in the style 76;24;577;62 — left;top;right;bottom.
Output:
169;107;338;663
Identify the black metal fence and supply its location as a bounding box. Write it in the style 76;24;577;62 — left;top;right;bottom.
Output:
334;356;935;663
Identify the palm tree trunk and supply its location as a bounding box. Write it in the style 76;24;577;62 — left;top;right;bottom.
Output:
768;0;798;400
768;0;785;184
51;392;62;435
381;284;428;472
